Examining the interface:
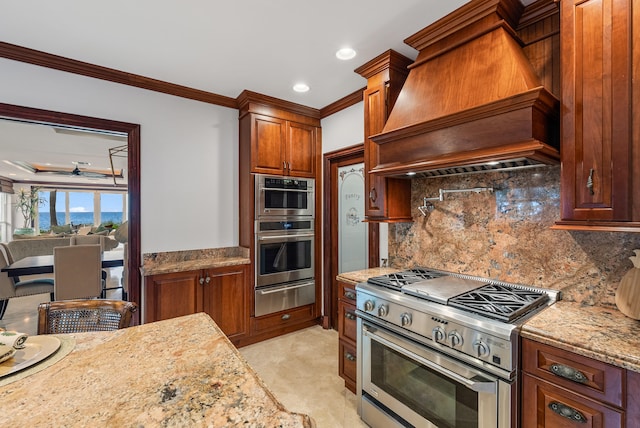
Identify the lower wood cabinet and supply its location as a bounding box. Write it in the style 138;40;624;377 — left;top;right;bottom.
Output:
521;338;638;427
144;264;249;345
337;280;358;393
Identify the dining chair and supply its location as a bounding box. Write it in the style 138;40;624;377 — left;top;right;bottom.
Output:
0;249;54;319
53;244;102;301
70;234;106;251
37;299;138;334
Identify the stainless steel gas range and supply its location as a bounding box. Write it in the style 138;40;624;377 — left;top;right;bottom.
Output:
355;268;561;428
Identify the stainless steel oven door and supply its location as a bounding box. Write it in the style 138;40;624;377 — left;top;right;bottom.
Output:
254;279;315;317
255;231;314;287
255;174;314;218
360;321;512;428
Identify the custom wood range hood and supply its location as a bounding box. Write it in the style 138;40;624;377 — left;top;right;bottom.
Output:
370;0;560;178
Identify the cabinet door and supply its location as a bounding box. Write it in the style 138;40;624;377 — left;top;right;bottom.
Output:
286;122;316;178
559;0;632;221
202;265;248;341
145;270;203;322
251;114;287;175
522;373;624;428
364;84;388;218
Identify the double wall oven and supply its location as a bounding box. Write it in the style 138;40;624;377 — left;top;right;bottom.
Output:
356;269;560;428
254;174;315;317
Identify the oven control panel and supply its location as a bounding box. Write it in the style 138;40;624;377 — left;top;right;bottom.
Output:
357;289;515;373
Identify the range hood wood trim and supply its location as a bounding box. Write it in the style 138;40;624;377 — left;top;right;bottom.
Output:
369;87;559;176
371;140;559;177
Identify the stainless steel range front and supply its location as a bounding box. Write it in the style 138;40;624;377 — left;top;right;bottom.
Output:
356;268;560;428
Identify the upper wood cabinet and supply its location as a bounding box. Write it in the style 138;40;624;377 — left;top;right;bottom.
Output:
239;91;320;179
554;0;640;231
356;50;413;222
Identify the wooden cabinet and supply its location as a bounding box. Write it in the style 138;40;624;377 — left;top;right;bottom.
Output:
554;0;640;231
337;280;357;392
521;338;639;427
356;50;413;222
144;265;249;344
245;113;317;177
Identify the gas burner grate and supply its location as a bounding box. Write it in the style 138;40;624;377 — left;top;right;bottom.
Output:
367;268;443;290
448;284;549;322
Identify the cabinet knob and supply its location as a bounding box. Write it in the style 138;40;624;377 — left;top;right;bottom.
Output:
369;187;378;202
345;311;356;320
586;168;595;195
199;277;205;285
281;313;291;320
343;291;356;301
205;276;211;284
344;352;356;362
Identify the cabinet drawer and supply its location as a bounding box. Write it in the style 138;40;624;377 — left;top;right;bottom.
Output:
339;339;357;393
338;280;357;303
338;300;357;343
522;338;624;408
522;373;624;428
251;304;315;334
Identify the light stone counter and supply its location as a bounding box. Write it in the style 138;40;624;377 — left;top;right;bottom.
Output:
141;246;250;276
522;301;640;373
336;267;400;285
0;313;314;427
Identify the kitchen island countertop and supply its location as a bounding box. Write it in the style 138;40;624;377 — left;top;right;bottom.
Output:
522;301;640;372
0;312;314;427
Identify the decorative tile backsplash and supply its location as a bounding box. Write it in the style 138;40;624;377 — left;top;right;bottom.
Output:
388;166;640;307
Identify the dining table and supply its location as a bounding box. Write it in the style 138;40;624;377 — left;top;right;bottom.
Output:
0;312;315;427
1;249;124;278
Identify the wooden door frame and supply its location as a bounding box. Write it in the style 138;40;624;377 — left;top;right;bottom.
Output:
0;102;142;324
322;143;379;329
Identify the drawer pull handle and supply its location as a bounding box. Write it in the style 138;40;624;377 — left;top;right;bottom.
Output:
548;401;587;423
345;352;356;362
281;314;291;320
550;363;588;384
345;312;356;320
344;291;356;301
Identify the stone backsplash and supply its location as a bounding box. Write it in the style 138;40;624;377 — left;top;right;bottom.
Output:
388;166;640;307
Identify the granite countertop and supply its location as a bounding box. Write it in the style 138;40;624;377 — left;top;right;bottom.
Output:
0;313;314;427
336;267;400;284
522;301;640;373
141;246;250;276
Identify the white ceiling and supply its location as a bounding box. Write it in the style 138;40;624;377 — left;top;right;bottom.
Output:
0;0;537;185
0;0;472;109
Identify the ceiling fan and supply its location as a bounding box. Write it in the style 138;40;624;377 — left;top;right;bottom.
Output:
8;161;124;179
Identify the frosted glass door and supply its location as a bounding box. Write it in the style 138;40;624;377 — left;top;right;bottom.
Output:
338;163;368;273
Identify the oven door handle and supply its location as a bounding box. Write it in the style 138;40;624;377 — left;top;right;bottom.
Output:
258;233;315;240
257;281;315;294
260;187;313;193
364;328;496;394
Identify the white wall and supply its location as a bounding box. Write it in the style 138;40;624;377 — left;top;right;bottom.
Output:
321;102;364;154
1;58;239;253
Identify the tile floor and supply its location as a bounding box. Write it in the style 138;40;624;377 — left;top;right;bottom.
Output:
240;325;367;428
1;274;367;428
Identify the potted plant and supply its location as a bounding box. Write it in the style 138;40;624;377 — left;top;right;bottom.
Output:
14;187;46;235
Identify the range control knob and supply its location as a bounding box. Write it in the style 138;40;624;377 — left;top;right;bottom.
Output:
400;313;412;327
473;340;490;357
378;304;389;317
432;327;446;342
364;300;375;312
448;331;463;347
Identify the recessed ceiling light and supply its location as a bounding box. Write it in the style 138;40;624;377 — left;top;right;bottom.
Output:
336;47;356;60
293;83;310;93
